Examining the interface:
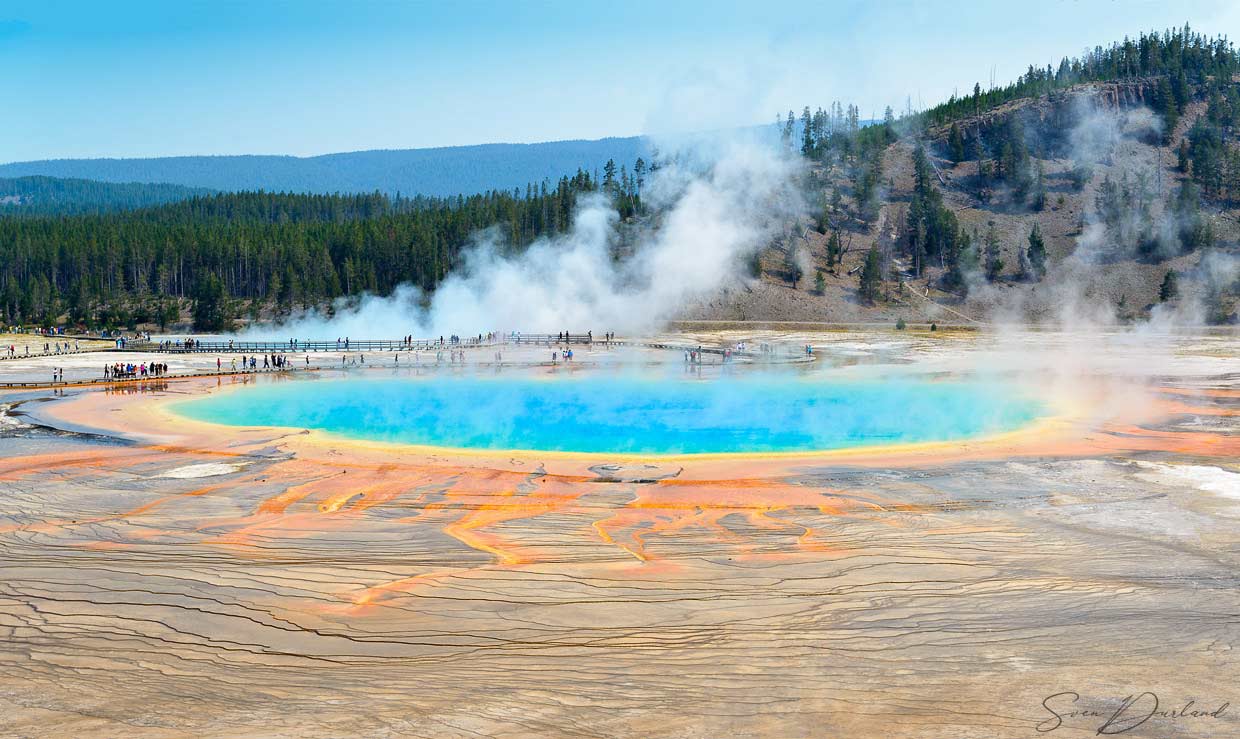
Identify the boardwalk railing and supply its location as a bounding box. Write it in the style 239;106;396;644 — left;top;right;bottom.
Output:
113;334;796;361
136;333;613;353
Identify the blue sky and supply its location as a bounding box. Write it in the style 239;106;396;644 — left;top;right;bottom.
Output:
2;0;1237;161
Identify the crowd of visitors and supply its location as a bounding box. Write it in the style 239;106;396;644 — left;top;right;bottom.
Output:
104;362;169;380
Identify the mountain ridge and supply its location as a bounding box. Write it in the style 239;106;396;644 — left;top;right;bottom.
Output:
0;136;651;198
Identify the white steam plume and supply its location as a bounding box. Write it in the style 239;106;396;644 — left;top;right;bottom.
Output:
241;136;803;339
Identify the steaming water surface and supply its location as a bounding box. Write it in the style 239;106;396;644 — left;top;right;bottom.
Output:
175;375;1045;454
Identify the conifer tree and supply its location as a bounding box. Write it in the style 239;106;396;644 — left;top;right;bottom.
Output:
1159;270;1179;301
948;122;966;164
192;273;230;332
859;246;882;303
1031;162;1047;210
1026;224;1047;280
984;222;1004;282
826;231;841;268
801;107;814;156
784;247;803;288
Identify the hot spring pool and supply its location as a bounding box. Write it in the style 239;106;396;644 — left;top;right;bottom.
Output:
173;375;1045;455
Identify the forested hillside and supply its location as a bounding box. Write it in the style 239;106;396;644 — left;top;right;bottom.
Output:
0;176;213;215
0;164;646;331
713;25;1239;326
0;137;650;198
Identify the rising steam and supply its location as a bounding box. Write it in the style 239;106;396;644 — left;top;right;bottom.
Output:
241;137;803;339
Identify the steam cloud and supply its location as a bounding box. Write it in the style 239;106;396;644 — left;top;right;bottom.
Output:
241;136;803;339
969;97;1235;333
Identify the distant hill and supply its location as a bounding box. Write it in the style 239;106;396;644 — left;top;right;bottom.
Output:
0;137;651;197
0;176;214;215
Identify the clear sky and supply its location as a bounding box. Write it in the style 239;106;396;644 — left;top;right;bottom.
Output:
2;0;1237;161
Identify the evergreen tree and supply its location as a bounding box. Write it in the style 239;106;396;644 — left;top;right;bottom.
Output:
1031;161;1047;211
814;269;826;295
192;274;230;332
826;231;842;269
984;222;1004;282
858;246;882;303
1159;270;1179;301
946;231;980;297
801;107;814;156
603;159;617;193
784;247;804;288
1026;224;1047;280
1153;76;1179;142
157;298;178;331
1172;181;1212;252
905;144;960;273
948;122;966;164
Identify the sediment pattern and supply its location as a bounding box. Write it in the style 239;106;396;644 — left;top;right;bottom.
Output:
1;339;1237;737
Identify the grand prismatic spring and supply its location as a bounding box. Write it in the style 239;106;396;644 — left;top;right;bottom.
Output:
1;328;1238;738
173;375;1045;454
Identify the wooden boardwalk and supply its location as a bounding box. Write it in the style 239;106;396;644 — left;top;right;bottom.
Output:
128;334;752;358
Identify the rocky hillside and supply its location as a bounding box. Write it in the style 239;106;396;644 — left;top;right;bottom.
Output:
684;79;1239;327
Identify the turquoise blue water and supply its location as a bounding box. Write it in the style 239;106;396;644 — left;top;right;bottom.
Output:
174;375;1044;455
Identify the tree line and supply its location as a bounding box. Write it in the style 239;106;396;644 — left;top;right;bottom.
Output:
0;165;645;330
0;176;214;216
920;25;1239;130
